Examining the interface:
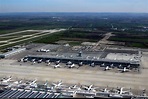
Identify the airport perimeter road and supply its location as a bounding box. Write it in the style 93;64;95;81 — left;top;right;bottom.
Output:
92;32;113;50
0;59;148;90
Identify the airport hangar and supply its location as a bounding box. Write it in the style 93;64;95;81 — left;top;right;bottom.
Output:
24;48;141;68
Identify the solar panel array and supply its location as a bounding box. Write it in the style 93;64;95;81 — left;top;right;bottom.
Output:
0;89;60;98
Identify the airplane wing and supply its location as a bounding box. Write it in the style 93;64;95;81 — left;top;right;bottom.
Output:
52;83;57;86
118;69;123;71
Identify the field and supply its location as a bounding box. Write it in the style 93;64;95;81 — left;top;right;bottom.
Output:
108;32;148;48
34;29;105;45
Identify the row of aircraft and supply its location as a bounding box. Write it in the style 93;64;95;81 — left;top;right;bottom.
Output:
1;77;147;98
50;80;134;96
50;60;131;72
0;76;38;89
0;77;131;93
19;58;131;72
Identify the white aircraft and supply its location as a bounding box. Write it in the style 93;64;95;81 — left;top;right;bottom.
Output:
32;61;36;65
29;79;37;88
55;60;60;65
31;59;35;62
67;61;72;65
52;80;64;88
38;49;50;52
1;76;12;83
119;64;122;68
53;64;62;68
118;67;131;73
83;84;96;92
18;58;24;62
29;79;37;85
101;63;105;67
79;62;83;66
90;62;95;67
46;62;51;66
104;66;112;71
69;84;77;89
23;58;28;62
13;80;22;84
127;65;131;68
6;80;23;88
117;87;132;95
45;59;50;63
68;64;76;68
38;59;43;63
44;80;48;86
110;64;114;68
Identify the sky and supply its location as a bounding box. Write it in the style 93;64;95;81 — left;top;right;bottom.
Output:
0;0;148;13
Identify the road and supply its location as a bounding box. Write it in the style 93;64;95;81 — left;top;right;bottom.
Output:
92;32;113;50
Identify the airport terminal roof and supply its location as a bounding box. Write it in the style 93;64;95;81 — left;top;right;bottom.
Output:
27;51;140;65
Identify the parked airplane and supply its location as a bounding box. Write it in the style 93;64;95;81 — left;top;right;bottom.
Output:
69;84;77;89
52;80;64;88
37;49;50;52
68;64;76;68
79;62;83;66
53;64;62;69
101;63;105;67
45;59;50;63
55;60;60;65
46;62;51;66
29;79;37;88
1;76;12;83
29;79;37;85
13;80;22;84
110;64;114;68
66;61;72;65
31;59;35;62
127;65;131;68
90;62;95;67
18;58;24;62
38;59;43;63
23;58;28;62
82;84;97;92
44;80;49;86
119;64;122;68
116;87;132;95
118;67;131;73
104;66;112;71
31;61;36;65
100;87;110;93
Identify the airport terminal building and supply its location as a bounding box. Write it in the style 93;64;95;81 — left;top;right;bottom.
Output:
25;48;141;68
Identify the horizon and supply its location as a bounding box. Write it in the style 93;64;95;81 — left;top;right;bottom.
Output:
0;0;148;13
0;12;148;14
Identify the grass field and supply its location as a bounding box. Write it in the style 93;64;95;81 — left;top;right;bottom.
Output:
108;34;148;48
34;29;104;45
